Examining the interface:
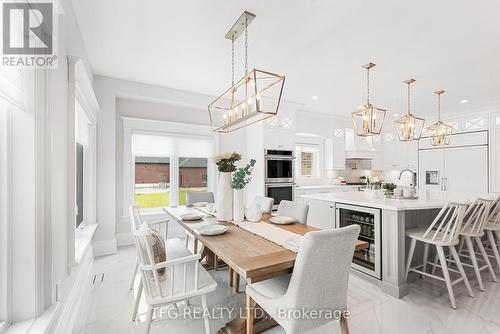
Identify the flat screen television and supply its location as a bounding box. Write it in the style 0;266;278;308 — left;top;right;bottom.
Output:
76;143;84;228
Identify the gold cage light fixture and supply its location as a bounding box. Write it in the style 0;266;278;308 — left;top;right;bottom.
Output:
427;90;453;146
208;11;285;133
352;63;386;136
395;79;425;141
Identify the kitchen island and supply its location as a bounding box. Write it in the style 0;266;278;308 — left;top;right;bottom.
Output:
302;192;450;298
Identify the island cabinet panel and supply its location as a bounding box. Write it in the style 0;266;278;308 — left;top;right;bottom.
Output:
303;198;334;229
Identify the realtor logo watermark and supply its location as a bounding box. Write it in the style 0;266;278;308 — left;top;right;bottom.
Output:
1;0;58;68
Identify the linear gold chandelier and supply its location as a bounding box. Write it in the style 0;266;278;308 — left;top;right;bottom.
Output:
352;63;386;136
395;79;425;141
208;11;285;133
427;90;453;146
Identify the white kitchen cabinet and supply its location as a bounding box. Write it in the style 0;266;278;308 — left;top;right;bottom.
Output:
263;128;295;150
303;198;335;230
381;140;417;170
264;111;296;131
418;134;489;195
490;112;500;194
325;129;346;170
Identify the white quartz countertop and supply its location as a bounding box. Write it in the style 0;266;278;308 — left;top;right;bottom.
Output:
301;191;449;211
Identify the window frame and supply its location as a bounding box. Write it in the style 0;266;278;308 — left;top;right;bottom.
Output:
295;143;320;179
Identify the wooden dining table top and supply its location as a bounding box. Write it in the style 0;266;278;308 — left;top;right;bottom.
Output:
164;206;368;283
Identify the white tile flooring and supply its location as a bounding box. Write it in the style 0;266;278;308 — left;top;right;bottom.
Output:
73;237;500;334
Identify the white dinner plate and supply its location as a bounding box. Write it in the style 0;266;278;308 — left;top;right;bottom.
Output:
180;213;204;221
269;216;295;225
198;225;228;236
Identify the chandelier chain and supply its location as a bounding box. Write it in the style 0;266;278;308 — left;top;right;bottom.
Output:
438;93;441;121
366;67;370;105
231;36;235;86
245;15;249;75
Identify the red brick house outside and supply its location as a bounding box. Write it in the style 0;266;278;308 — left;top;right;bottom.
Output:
135;157;207;188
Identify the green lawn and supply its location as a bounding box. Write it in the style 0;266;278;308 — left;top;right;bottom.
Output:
134;188;207;208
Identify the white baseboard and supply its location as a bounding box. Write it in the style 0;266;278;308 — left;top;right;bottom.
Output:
116;232;134;247
92;238;117;256
50;246;94;334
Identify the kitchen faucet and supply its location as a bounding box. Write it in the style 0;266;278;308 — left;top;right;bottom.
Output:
398;169;417;187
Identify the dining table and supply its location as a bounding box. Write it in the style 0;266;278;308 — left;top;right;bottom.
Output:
163;205;368;334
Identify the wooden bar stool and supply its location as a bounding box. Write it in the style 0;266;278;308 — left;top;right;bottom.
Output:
484;196;500;272
405;201;473;309
456;198;498;291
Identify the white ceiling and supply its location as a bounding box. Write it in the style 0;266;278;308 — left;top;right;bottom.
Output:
72;0;500;118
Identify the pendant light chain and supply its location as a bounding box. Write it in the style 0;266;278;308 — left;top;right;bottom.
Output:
245;15;249;75
438;93;441;121
407;81;411;115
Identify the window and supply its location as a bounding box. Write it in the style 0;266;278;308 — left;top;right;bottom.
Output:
132;133;213;208
296;144;319;178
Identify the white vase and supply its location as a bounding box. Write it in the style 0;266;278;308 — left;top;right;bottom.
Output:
245;203;262;222
216;172;233;221
233;189;244;223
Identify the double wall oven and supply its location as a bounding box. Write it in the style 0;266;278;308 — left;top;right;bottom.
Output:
336;203;382;279
264;149;295;210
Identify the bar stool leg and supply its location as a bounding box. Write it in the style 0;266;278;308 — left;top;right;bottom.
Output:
475;237;498;282
450;246;474;298
486;230;500;272
465;236;484;291
405;238;417;281
436;245;456;309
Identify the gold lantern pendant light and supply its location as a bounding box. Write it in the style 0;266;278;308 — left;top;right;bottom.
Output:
395;79;425;141
427;90;453;146
208;11;285;133
352;63;386;136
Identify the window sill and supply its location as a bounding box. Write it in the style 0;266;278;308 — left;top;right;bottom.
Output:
75;223;98;264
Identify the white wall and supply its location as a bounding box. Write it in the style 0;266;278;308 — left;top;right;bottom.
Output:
93;76;217;252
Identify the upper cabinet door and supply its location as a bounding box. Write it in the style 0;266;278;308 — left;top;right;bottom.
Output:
332;128;346;169
418;149;445;194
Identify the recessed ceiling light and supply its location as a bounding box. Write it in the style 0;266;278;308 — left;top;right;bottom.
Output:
393;113;399;117
460;99;468;104
312;95;318;100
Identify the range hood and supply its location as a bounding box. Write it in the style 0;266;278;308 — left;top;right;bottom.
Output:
344;128;379;159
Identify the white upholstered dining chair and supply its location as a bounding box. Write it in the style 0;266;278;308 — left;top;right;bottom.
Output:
252;196;275;214
245;225;360;334
276;200;309;224
186;191;215;205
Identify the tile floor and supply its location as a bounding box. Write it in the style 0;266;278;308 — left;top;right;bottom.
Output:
73;232;500;334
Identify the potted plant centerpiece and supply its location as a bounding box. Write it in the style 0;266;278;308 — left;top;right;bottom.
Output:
383;182;397;196
232;159;256;223
213;152;241;221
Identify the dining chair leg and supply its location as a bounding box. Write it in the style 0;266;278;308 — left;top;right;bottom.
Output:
486;230;500;272
450;246;474;298
214;255;219;271
475;237;498;282
132;279;143;321
229;268;234;287
340;313;350;334
465;236;484;291
246;295;255;334
129;259;139;291
404;238;416;281
431;249;440;275
234;270;240;293
422;243;429;273
436;245;456;309
458;237;465;255
201;294;211;334
194;239;199;254
145;305;154;334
